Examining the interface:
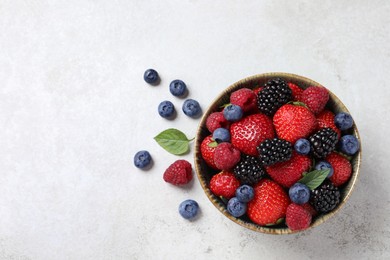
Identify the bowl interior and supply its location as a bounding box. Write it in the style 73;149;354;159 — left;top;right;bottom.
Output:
194;72;362;234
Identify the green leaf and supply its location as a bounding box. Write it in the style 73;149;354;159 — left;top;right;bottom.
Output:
154;128;192;155
298;169;330;190
265;218;284;226
219;103;231;109
208;141;218;148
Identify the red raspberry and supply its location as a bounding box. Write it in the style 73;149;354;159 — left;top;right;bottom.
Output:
288;82;304;101
200;135;218;170
253;87;263;96
210;171;240;198
301;203;318;217
300;86;329;114
286;203;312;231
326;152;352;186
214;143;241;170
206;112;229;133
230;88;257;112
316;110;341;139
163;160;193;185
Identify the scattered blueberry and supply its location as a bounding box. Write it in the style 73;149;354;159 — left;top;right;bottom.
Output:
227;197;247;217
179;199;199;219
289;183;310;205
339;135;360;155
334;112;353;130
158;101;175;118
235;185;255;203
294;138;311;155
134;150;152;169
182;99;201;118
223;104;243;122
143;69;159;84
315;161;334;178
212;128;230;143
169;79;187;97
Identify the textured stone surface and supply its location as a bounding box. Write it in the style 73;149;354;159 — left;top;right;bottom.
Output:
0;0;389;259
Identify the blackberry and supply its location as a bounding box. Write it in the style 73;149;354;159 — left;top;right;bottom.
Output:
310;181;341;213
309;128;338;158
257;78;292;116
257;138;292;166
233;155;265;185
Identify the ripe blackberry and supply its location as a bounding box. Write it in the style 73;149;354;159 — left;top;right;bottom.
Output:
310;181;341;213
233;155;266;185
257;138;292;166
309;128;338;158
257;78;292;116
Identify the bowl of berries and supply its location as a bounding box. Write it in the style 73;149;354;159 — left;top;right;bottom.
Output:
194;72;361;234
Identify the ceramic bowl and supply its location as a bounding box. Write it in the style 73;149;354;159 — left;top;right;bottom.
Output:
194;72;362;234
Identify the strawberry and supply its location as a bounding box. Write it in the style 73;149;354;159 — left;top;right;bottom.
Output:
286;203;312;231
247;179;290;226
163;160;193;185
200;135;218;170
273;103;317;144
288;82;303;101
266;151;311;188
326;152;352;186
300;86;329;114
210;171;240;199
316;110;341;139
253;87;263;96
214;142;241;170
206;112;229;133
230;88;257;112
230;114;275;156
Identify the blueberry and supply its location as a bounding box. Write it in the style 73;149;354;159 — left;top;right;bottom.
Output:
227;197;247;217
134;150;152;169
334;112;353;130
179;199;199;219
158;101;175;118
235;185;255;203
340;135;360;155
315;161;334;178
169;79;187;97
294;138;311;155
212;128;230;143
223;104;243;122
143;69;159;84
289;183;310;205
182;99;201;118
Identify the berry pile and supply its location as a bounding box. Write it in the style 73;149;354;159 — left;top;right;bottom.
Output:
200;80;359;231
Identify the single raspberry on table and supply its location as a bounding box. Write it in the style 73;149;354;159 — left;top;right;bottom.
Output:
163;160;193;185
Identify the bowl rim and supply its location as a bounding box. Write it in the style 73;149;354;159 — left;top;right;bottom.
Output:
194;72;362;235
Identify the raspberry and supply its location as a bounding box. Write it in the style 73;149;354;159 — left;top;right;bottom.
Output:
286;204;312;231
300;86;329;114
288;82;303;101
230;88;257;112
206;112;229;133
163;160;193;185
214;143;241;170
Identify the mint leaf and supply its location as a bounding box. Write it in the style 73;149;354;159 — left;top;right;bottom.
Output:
154;128;192;155
298;169;330;190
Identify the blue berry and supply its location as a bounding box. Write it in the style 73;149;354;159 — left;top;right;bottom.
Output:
182;99;201;118
143;69;159;84
169;80;187;97
212;128;230;143
294;138;311;155
134;150;152;169
289;183;310;205
179;199;199;219
315;161;334;178
235;185;254;203
227;197;247;217
340;135;360;155
158;101;175;118
223;104;243;122
334;112;353;130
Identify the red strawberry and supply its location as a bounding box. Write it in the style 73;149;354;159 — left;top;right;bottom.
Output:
273;103;317;144
230;114;275;156
301;203;318;217
230;88;257;112
326;152;352;186
316;110;341;139
288;83;303;101
266;152;311;188
300;86;329;114
163;160;193;185
200;135;218;170
210;171;240;198
247;179;290;226
206;112;229;133
286;203;312;231
214;142;241;170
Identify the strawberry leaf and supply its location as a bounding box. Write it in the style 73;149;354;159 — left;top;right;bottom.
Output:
265;218;284;226
154;128;192;155
208;141;218;148
298;169;330;190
